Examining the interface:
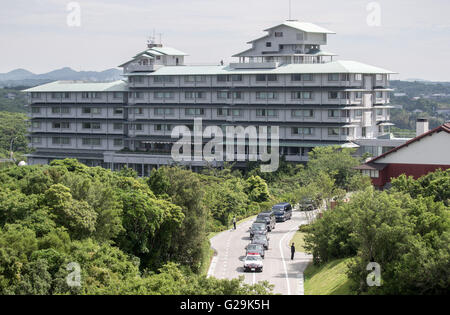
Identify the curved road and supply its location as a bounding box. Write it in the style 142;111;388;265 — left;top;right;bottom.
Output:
208;210;314;295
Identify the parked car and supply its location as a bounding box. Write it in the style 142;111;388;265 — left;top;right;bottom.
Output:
299;198;317;211
272;203;293;222
256;211;276;231
249;222;268;239
252;234;269;250
243;254;263;272
245;243;265;258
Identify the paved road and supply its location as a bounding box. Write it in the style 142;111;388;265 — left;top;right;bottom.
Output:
208;210;314;295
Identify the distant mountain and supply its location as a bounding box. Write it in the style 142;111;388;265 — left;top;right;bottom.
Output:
0;67;122;87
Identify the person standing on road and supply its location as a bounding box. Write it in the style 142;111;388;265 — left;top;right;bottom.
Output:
291;243;296;260
232;216;236;230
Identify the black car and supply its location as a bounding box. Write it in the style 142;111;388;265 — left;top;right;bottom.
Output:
249;222;268;239
256;212;276;231
272;203;293;222
252;234;269;250
245;243;265;258
299;198;317;211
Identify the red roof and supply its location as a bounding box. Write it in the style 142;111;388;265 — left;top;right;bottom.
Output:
368;122;450;164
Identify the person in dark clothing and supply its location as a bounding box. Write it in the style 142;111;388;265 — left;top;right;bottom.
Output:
232;216;236;230
291;243;296;260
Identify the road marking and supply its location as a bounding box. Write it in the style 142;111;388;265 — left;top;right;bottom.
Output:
279;226;298;295
253;272;256;285
297;273;305;295
207;256;218;278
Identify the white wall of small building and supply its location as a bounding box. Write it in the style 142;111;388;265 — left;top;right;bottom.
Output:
375;131;450;165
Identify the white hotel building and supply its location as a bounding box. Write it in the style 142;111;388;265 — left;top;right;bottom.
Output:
25;20;400;175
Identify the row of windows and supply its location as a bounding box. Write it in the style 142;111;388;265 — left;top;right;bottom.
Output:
32;107;124;115
128;73;386;85
38;92;124;100
32;137;123;146
129;91;387;100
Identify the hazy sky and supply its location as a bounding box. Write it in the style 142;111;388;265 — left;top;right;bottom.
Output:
1;0;449;81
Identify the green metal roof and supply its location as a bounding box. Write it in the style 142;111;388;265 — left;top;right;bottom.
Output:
267;21;336;34
23;80;128;92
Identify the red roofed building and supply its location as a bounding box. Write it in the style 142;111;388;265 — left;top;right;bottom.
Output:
356;121;450;189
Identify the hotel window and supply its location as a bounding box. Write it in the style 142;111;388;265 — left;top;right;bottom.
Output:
231;109;242;116
155;108;174;116
304;127;313;135
256;109;277;117
341;92;350;99
133;124;143;131
296;32;304;40
114;108;123;115
341;128;350;136
32;122;41;128
376;91;383;98
232;92;242;99
155;124;173;131
91;92;101;99
274;31;283;37
376;74;384;81
32;137;41;144
341;74;350;81
62;92;70;99
113;123;123;130
82;122;100;129
328;109;340;118
362;127;367;137
328;128;339;136
292;127;302;135
185;108;205;116
355;109;363;117
256;92;277;99
154;76;174;83
304;109;314;117
355;74;363;81
184;75;205;83
81;92;89;99
217;75;229;82
217;91;229;99
302;91;312;99
267;74;277;82
52;107;61;114
113;92;123;99
231;74;242;82
291;74;302;81
256;74;266;82
82;138;101;146
376;108;383;116
51;93;61;99
52;137;70;145
133;108;144;115
52;122;70;129
328;74;340;81
31;107;40;113
328;92;339;99
31;93;41;99
217;108;227;116
303;74;313;81
266;42;272;47
341;109;350;118
291;109;302;117
355;92;362;99
132;76;143;84
113;139;123;146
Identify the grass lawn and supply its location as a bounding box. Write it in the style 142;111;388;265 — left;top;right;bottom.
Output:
304;257;355;295
289;231;307;252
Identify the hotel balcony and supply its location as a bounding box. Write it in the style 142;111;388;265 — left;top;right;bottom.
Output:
124;63;158;73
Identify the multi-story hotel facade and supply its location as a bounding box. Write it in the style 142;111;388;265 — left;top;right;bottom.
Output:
25;20;397;175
